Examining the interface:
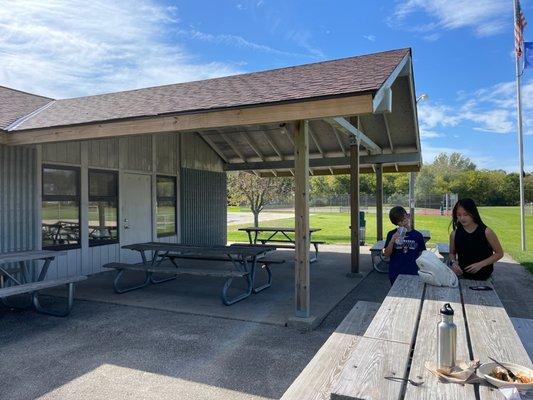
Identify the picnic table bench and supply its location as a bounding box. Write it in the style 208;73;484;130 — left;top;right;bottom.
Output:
328;275;532;400
238;227;324;262
370;230;432;273
0;250;86;316
104;242;279;305
437;242;450;264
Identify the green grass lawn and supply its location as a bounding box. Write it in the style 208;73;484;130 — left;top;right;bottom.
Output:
228;206;533;273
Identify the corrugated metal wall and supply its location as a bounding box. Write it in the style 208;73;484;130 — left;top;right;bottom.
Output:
181;168;227;245
0;144;37;252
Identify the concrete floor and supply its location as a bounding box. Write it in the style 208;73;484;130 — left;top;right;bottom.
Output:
46;246;372;326
0;249;531;400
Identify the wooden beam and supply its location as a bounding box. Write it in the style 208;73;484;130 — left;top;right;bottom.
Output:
241;130;265;161
262;131;284;160
5;94;373;146
372;53;410;113
294;120;311;318
331;125;347;157
376;164;383;241
224;152;421;171
220;132;246;162
283;126;295;147
383;113;394;152
198;132;229;163
350;139;360;274
324;117;381;154
308;126;325;157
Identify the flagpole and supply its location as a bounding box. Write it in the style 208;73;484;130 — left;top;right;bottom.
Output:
514;0;527;251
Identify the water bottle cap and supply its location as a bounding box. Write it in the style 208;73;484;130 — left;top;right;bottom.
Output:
440;303;454;316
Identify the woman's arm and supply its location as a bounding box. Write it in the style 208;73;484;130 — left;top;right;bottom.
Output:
449;230;462;276
464;228;504;273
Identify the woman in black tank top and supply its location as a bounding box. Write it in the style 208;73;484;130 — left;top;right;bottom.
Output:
449;198;503;280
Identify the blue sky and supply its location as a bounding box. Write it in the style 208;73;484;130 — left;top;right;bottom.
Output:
0;0;531;171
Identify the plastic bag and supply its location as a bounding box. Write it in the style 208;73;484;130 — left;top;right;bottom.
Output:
416;250;458;287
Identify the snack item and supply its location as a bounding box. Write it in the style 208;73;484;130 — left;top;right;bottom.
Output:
490;368;533;384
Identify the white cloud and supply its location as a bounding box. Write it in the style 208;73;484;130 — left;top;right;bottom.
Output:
363;34;376;42
390;0;509;38
417;79;533;136
0;0;244;98
177;29;312;59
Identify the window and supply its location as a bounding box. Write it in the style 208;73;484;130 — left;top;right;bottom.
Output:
89;170;118;246
156;176;176;237
42;165;80;249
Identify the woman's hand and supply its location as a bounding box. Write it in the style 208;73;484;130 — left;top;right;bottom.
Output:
450;261;463;276
464;262;484;274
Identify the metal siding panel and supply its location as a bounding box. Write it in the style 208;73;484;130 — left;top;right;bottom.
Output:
42;142;81;164
0;145;37;255
180;168;227;245
156;133;177;174
88;138;119;169
181;133;223;172
119;135;152;172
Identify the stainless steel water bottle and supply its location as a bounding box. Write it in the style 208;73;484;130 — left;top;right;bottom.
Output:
437;303;457;373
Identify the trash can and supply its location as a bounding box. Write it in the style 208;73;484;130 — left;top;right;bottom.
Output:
359;211;366;245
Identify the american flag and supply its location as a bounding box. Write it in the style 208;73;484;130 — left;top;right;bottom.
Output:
515;0;528;57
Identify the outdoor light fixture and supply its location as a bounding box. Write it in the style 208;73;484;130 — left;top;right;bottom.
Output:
416;93;429;103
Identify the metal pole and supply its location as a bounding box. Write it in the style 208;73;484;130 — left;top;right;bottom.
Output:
514;0;527;251
409;171;416;229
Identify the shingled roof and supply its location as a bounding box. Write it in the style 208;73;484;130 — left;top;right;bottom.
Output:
0;87;52;130
6;48;410;132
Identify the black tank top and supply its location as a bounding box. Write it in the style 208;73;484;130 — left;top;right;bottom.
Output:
454;223;494;280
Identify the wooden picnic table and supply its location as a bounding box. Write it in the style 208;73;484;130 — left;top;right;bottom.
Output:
0;250;86;316
107;242;277;305
238;226;324;262
331;275;532;400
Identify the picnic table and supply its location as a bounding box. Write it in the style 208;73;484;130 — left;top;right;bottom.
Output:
330;275;532;400
370;230;432;273
238;226;324;262
104;242;278;305
437;242;450;264
0;250;86;316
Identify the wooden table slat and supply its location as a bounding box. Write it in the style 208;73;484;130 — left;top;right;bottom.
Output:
404;284;476;400
461;279;532;400
363;275;425;344
331;337;411;400
0;250;66;263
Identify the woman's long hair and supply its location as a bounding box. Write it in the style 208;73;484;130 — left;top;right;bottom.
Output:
451;198;485;231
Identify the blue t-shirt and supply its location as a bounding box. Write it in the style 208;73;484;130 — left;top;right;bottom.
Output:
385;228;426;283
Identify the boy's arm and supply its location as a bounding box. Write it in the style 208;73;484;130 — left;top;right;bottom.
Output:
383;232;398;257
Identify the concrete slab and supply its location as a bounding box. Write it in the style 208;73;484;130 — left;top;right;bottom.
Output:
492;255;533;319
46;246;373;327
0;263;391;400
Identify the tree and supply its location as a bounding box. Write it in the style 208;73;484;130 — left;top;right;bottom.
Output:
227;172;293;226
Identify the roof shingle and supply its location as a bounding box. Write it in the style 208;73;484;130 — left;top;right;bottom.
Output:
7;48;409;131
0;87;52;130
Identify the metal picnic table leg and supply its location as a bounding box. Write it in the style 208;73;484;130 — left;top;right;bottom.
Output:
220;254;253;306
250;255;272;294
32;281;76;317
149;251;179;284
112;250;151;294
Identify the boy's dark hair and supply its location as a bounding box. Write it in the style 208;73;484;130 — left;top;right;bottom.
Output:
389;206;408;225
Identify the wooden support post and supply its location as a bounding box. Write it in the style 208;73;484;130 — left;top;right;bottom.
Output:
294;120;311;319
350;139;360;274
376;164;383;241
409;171;416;229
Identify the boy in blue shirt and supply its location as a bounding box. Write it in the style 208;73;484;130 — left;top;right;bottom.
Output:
383;206;426;284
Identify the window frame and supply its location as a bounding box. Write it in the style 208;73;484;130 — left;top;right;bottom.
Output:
156;175;177;238
42;164;81;251
88;169;119;247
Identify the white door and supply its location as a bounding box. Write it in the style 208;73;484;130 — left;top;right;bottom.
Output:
120;173;153;263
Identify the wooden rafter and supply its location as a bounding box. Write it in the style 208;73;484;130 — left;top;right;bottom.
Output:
220;132;246;162
383;113;394;152
198;132;229;163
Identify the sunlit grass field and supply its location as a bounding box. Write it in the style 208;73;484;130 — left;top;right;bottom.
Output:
228;206;533;273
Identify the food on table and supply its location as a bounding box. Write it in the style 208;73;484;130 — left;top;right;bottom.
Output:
489;368;533;384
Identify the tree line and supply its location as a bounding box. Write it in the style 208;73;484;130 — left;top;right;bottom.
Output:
228;153;533;220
